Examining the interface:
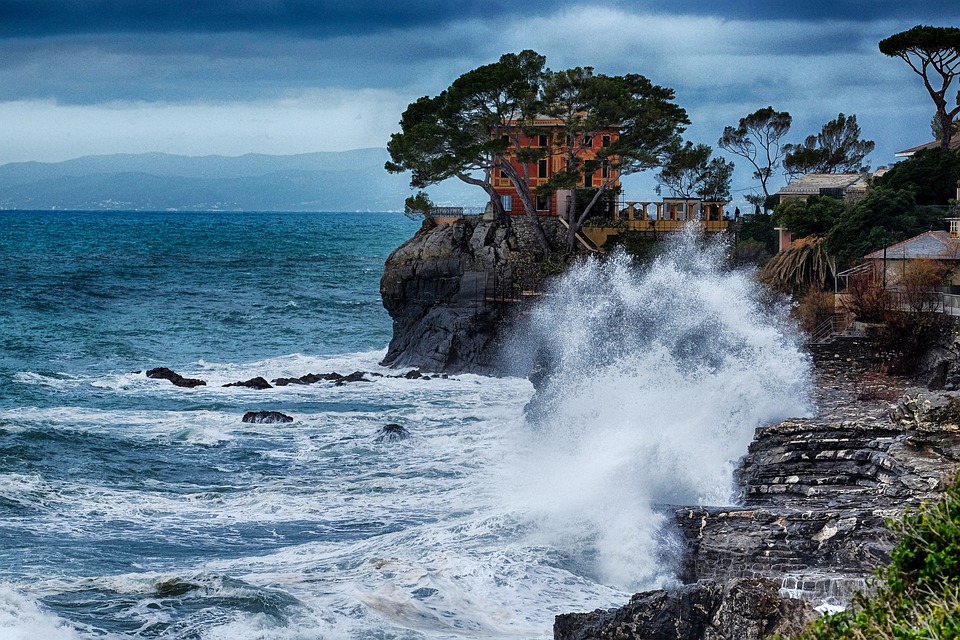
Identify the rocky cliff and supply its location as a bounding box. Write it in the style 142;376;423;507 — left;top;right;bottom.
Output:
379;215;560;375
556;356;960;640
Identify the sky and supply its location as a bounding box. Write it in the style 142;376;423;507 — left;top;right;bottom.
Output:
0;1;958;205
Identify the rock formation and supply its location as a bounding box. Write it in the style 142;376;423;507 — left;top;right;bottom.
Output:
379;215;562;375
145;367;206;388
554;578;817;640
224;376;273;390
374;423;412;443
241;411;293;424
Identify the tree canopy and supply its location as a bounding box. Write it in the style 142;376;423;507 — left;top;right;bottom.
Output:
824;186;945;268
874;147;960;206
718;106;792;210
773;195;844;239
386;50;688;252
880;25;960;151
782;113;875;179
655;141;734;201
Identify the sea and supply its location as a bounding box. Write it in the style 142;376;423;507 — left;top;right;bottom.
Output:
0;210;813;639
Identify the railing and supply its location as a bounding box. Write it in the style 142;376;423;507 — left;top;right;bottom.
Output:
809;312;856;342
884;290;960;317
429;206;486;219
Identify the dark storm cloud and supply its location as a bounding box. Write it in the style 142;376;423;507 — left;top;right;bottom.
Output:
627;0;960;22
0;0;559;37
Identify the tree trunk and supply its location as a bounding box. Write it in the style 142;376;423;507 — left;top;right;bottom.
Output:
499;163;553;254
939;111;954;152
568;187;607;251
457;173;507;223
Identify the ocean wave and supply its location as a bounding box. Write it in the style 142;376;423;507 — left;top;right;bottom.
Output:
0;585;79;640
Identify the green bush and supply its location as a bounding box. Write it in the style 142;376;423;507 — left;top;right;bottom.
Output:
790;475;960;639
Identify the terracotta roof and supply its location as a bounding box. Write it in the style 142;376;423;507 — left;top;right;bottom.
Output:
776;173;866;196
895;137;960;157
864;230;960;261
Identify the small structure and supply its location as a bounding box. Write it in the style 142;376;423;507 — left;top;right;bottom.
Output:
579;198;728;248
863;226;960;292
895;137;960;158
776;173;870;205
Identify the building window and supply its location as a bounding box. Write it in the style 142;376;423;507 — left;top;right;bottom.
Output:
538;159;549;178
951;219;960;239
582;135;593;147
601;161;610;179
566;134;574;147
537;135;548;147
583;172;592;187
536;195;550;211
602;135;611;147
501;195;512;212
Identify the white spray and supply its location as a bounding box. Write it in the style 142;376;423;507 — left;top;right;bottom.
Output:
505;229;812;592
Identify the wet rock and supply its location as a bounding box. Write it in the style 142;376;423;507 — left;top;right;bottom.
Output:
154;578;200;598
223;377;272;390
554;578;816;640
272;372;374;386
337;371;370;385
242;411;293;424
374;423;411;443
379;216;560;375
404;369;423;379
145;367;206;388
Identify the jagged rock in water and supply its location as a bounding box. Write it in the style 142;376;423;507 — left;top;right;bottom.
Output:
154;579;200;597
223;377;272;390
337;371;370;384
145;367;206;388
273;372;344;386
242;411;293;424
374;423;411;443
554;578;816;640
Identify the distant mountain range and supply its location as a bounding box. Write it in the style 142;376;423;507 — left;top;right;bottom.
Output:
0;149;482;212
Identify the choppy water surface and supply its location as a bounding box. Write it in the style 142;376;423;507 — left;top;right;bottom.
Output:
0;212;811;639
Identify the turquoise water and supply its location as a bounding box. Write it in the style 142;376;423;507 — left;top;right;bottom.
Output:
0;211;811;639
0;211;631;639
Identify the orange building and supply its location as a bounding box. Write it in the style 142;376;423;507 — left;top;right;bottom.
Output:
492;117;620;217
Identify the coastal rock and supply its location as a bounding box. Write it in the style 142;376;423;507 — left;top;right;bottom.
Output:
675;394;960;588
242;411;293;424
224;377;272;390
272;372;343;386
554;578;816;640
337;371;370;384
271;371;378;386
145;367;206;388
561;370;960;639
379;216;562;375
374;423;411;443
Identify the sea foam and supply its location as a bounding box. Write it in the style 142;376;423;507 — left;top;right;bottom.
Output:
504;228;812;591
0;586;79;640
